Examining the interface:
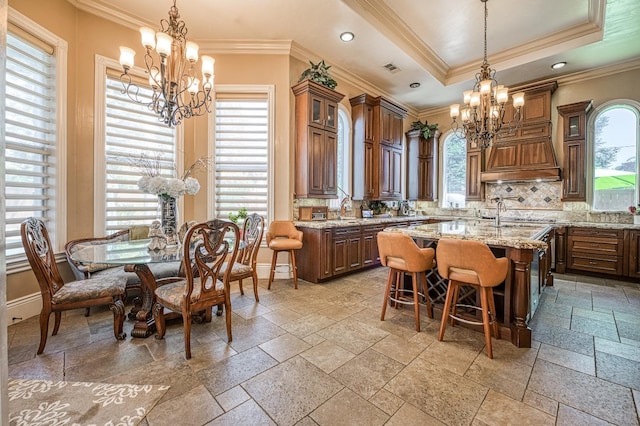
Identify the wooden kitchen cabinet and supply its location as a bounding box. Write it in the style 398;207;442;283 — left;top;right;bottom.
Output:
362;224;384;267
293;80;345;198
558;100;593;202
406;129;438;201
332;226;362;275
567;227;624;275
350;94;407;201
627;230;640;278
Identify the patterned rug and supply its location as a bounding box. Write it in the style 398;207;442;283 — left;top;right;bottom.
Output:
7;378;169;425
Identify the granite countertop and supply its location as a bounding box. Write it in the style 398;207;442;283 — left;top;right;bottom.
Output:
386;220;552;250
294;215;431;229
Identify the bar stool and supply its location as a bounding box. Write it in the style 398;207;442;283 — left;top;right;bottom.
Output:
436;238;509;359
377;231;436;332
266;220;303;289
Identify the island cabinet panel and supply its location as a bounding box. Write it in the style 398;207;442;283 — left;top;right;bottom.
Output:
567;227;624;276
627;230;640;278
293;80;345;198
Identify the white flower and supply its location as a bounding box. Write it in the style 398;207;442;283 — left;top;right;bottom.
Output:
165;178;186;198
146;176;168;196
184;177;200;195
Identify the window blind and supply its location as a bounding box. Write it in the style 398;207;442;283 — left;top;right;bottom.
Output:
4;32;56;260
104;76;176;232
214;97;269;219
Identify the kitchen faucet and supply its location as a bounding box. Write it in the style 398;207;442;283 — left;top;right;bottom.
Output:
491;197;507;227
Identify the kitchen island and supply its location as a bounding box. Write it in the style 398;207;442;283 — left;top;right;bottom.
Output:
387;220;554;348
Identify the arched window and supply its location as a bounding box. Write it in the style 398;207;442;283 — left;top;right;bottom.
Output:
441;132;467;208
590;101;640;211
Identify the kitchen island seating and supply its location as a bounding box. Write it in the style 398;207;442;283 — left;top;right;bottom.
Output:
377;231;436;332
221;213;265;301
266;220;303;290
153;219;240;359
436;238;509;359
21;217;127;354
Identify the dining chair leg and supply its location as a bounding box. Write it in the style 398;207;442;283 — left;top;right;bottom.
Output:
393;271;401;309
450;282;461;327
37;310;50;355
109;299;126;340
224;299;233;342
183;311;192;360
290;250;299;289
153;302;166;340
252;271;260;302
268;251;278;290
238;279;245;295
52;312;62;335
488;287;500;339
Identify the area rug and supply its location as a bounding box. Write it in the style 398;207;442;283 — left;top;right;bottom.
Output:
8;378;169;426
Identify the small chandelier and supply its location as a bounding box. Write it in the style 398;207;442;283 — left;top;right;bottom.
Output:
449;0;525;149
118;0;214;127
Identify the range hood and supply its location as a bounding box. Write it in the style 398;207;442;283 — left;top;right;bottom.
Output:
480;82;560;183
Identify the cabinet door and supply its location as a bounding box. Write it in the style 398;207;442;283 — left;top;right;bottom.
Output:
418;156;435;201
628;230;640;278
309;94;325;129
324;132;337;195
562;140;586;201
307;128;325;195
320;229;333;279
325;100;338;132
364;141;377;199
391;113;403;147
333;235;349;275
380;107;393;145
380;145;402;199
347;236;362;269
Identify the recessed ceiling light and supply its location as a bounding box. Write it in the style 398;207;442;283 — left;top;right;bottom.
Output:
551;61;567;70
340;32;354;42
409;82;420;89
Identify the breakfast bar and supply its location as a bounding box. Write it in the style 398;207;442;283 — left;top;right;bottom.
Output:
387;220;553;348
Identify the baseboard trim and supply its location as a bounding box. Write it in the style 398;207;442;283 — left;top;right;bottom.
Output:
7;292;41;325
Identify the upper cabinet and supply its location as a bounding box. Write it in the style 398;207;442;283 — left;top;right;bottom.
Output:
292;80;345;198
350;94;408;201
481;81;561;182
406;129;439;201
558;100;593;201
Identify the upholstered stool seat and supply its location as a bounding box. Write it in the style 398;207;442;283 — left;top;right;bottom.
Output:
377;231;436;332
436;238;509;359
267;220;303;289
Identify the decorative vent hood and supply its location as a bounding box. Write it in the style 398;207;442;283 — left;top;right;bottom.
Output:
481;82;560;183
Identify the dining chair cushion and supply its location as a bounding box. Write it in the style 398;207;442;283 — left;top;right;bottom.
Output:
220;261;252;276
155;278;225;311
51;276;127;305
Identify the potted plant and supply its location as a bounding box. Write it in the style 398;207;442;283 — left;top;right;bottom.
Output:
298;60;338;90
410;119;439;139
368;201;390;217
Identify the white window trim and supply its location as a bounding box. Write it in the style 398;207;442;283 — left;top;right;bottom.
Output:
439;129;467;208
586;98;640;210
7;8;68;273
93;55;184;236
208;85;275;223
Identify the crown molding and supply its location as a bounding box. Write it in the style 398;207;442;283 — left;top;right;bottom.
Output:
290;42;419;117
67;0;149;30
197;40;293;55
341;0;448;84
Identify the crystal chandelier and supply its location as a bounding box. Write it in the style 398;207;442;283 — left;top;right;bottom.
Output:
449;0;525;149
118;0;214;127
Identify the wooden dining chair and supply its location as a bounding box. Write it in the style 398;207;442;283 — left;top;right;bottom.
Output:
21;217;127;354
153;219;240;359
221;213;264;301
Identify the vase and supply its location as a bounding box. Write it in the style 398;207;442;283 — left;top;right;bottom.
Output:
158;195;179;245
634;215;640;225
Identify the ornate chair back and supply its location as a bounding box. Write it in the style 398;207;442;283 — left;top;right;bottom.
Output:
22;217;64;303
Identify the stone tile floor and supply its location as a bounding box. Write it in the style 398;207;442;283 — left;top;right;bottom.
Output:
7;269;640;425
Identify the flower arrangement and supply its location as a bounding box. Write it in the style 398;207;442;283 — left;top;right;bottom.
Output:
629;205;640;215
127;154;212;199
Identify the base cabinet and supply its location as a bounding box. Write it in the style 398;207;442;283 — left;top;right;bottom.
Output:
295;220;427;283
627;230;640;278
566;227;624;276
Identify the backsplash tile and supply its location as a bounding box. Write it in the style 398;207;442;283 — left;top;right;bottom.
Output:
486;181;562;210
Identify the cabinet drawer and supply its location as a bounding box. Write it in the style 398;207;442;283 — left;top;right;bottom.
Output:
568;228;623;239
568;253;622;275
362;224;385;234
568;236;623;256
333;226;361;237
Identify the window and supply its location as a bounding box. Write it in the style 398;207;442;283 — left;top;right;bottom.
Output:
441;132;467;208
329;106;351;209
213;88;272;221
94;56;179;235
5;12;67;267
590;101;640;211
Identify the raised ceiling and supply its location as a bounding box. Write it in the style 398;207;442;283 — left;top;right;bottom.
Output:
70;0;640;114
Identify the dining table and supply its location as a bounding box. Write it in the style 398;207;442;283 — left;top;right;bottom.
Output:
69;237;245;338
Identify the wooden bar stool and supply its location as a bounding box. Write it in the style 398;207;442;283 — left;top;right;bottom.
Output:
377;231;436;332
266;220;303;289
436;238;509;359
